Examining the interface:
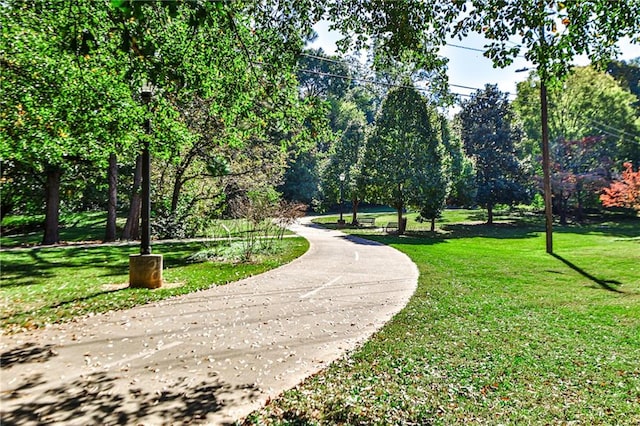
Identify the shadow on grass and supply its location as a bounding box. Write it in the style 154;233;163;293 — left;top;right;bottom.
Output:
552;223;640;239
551;253;624;293
1;212;110;249
2;371;257;425
0;248;130;289
0;242;207;289
322;213;640;243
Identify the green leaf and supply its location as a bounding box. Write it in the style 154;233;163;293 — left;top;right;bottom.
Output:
110;0;130;14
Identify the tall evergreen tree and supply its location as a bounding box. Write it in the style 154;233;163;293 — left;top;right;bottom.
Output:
364;84;448;234
458;85;530;224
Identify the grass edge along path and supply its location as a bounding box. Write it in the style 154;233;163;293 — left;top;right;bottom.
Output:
244;218;640;425
0;238;309;334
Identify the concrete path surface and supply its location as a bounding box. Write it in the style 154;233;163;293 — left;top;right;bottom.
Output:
1;218;418;425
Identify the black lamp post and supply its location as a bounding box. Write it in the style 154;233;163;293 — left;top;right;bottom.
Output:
140;83;153;255
129;82;163;289
338;173;346;225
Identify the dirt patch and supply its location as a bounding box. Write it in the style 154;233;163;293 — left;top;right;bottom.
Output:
101;281;186;291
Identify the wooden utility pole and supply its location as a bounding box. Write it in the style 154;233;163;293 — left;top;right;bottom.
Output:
540;80;553;254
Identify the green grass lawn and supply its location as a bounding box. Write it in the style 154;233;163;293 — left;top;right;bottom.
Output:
245;211;640;425
0;238;309;334
0;211;294;248
0;211;115;248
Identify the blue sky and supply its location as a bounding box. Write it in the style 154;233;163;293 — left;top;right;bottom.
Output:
307;20;640;100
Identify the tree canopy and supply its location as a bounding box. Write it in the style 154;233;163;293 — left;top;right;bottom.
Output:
364;84;448;233
514;66;640;165
2;0;639;243
458;85;530;224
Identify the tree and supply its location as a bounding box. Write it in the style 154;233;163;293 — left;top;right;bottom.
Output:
321;101;368;223
600;162;640;212
550;136;611;224
364;84;448;234
278;94;332;206
330;0;637;252
326;1;638;87
458;85;530;224
298;48;354;100
514;66;640;166
3;0;320;244
443;119;476;207
0;1;139;244
417;115;452;231
281;49;361;208
607;58;640;109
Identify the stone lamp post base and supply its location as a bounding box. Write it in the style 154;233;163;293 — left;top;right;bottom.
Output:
129;254;163;288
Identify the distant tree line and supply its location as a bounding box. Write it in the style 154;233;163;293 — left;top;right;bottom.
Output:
287;53;639;233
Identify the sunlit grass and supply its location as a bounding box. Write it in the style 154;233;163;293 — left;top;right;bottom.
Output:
0;238;309;334
245;212;640;425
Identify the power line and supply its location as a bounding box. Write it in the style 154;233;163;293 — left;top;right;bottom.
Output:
295;67;509;100
591;126;640;146
445;43;485;53
298;53;517;97
443;42;527;59
298;67;416;90
587;117;640;140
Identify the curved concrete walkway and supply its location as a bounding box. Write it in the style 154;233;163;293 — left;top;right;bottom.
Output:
1;218;418;425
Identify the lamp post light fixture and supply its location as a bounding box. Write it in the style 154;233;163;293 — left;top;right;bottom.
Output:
338;172;346;226
516;67;553;254
129;82;163;289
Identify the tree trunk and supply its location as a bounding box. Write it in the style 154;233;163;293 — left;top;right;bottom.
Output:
487;204;494;225
575;187;584;222
396;183;406;234
351;197;359;225
431;218;436;232
42;167;61;245
397;205;405;235
171;175;183;214
559;197;568;225
1;202;13;220
122;155;142;240
104;153;118;242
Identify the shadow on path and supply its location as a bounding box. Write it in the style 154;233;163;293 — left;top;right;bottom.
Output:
0;343;58;369
1;371;258;426
339;234;385;246
551;253;624;293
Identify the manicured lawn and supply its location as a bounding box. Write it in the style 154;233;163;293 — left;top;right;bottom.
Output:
0;211;294;248
245;212;640;425
0;211;115;248
0;238;309;334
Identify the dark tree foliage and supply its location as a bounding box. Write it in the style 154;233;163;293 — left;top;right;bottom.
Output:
443;120;476;207
607;58;640;109
280;150;321;205
458;85;530;224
